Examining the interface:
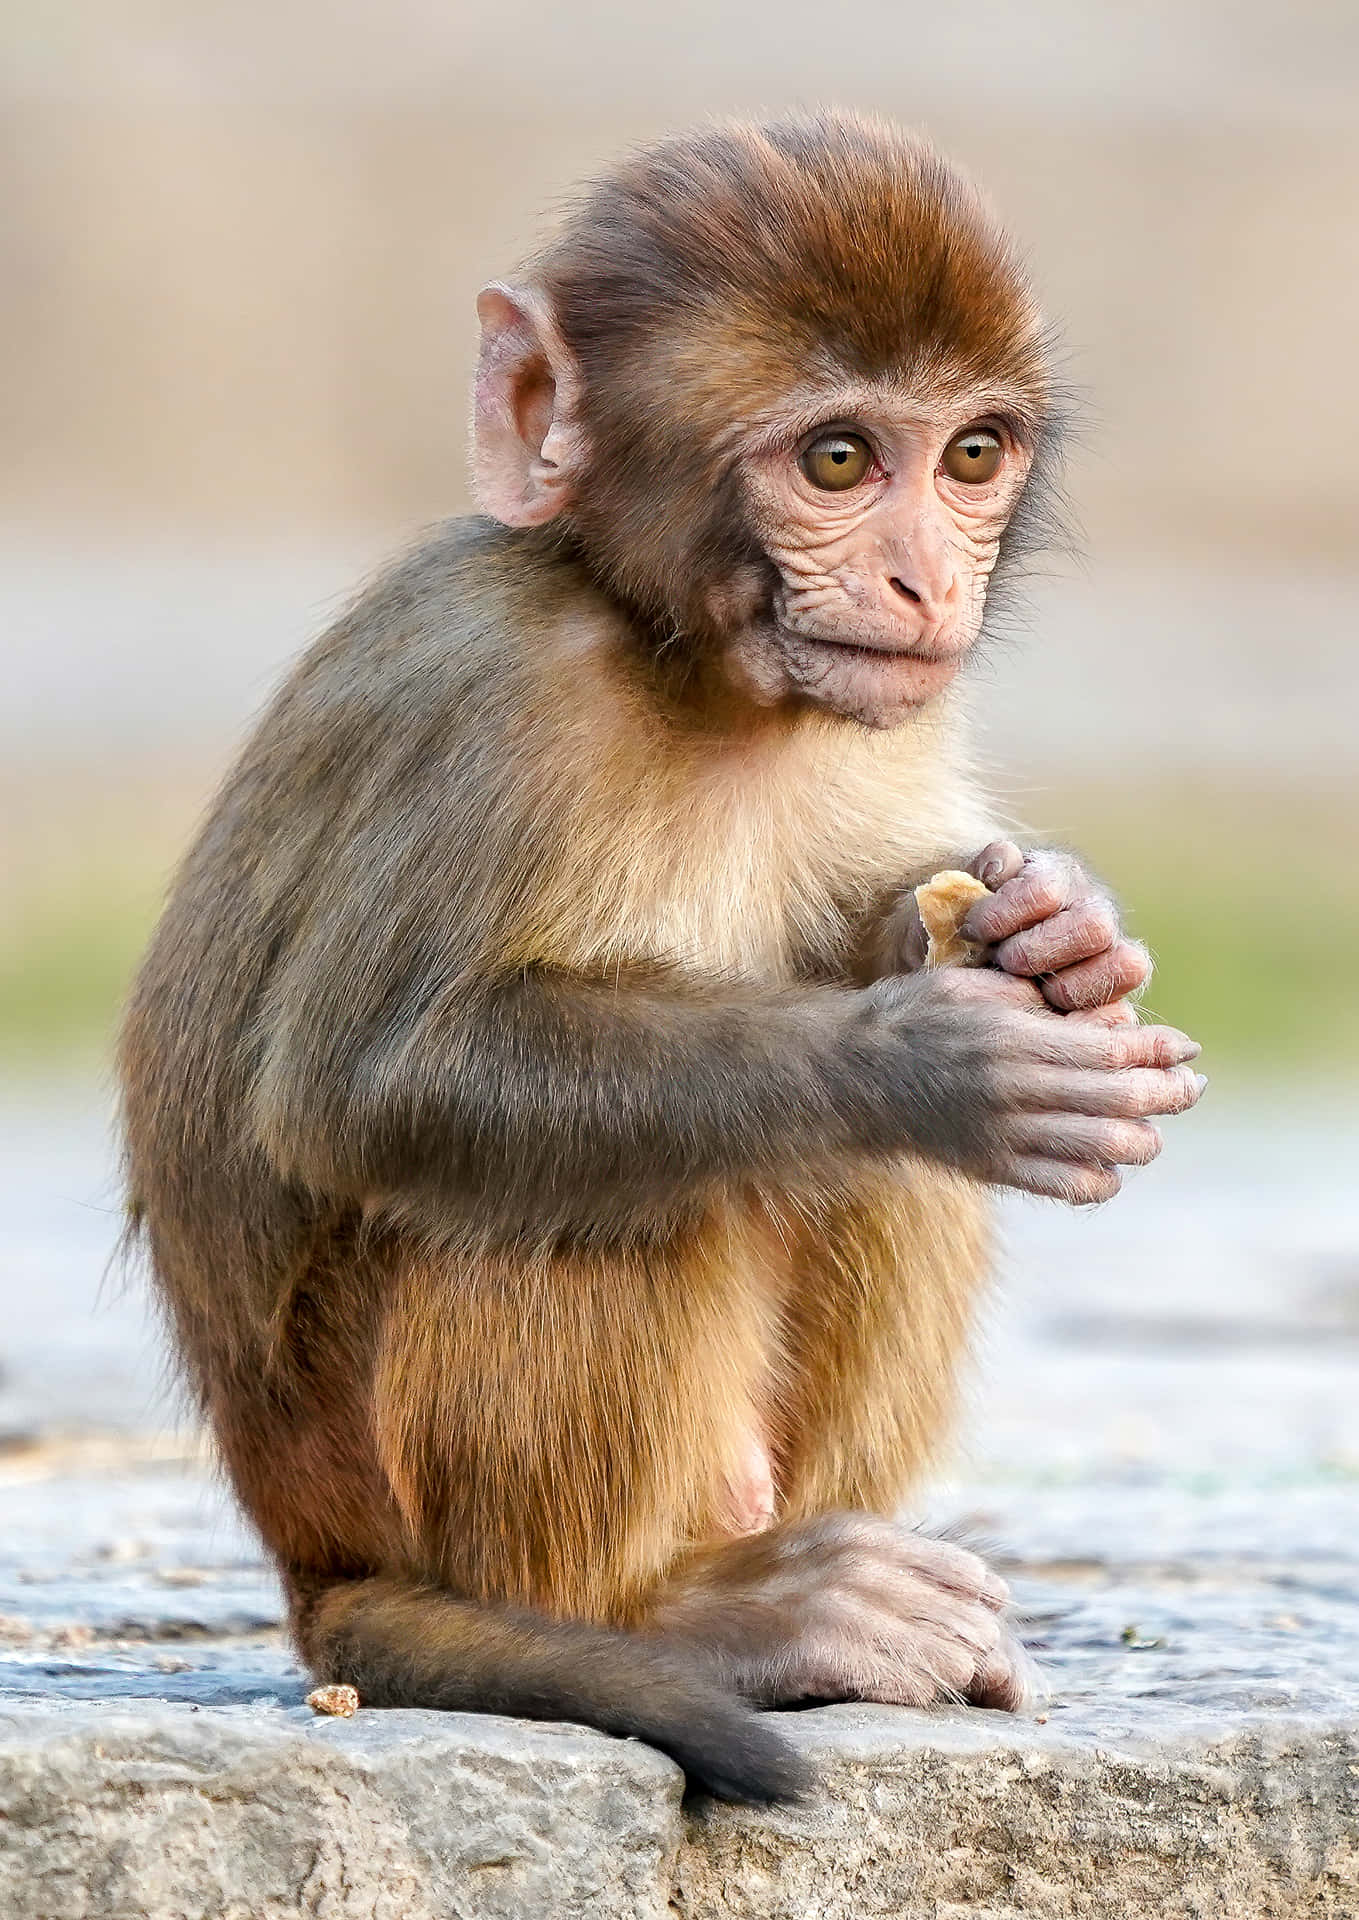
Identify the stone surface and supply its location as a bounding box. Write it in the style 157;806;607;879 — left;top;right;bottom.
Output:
2;1445;1357;1918
0;1698;683;1920
2;1679;1357;1918
2;1091;1358;1915
677;1708;1359;1920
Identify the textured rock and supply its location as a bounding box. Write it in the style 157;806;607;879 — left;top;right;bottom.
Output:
0;1700;681;1920
3;1457;1359;1920
676;1709;1359;1919
2;1690;1357;1919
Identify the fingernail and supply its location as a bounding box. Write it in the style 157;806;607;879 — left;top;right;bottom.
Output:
1195;1074;1209;1093
979;856;1005;887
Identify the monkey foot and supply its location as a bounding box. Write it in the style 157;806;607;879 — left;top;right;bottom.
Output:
655;1510;1033;1711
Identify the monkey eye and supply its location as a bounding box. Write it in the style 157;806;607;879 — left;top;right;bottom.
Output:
800;431;875;491
941;427;1004;485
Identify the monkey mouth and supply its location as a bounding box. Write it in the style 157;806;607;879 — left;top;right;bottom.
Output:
773;623;965;672
761;621;966;724
794;632;937;662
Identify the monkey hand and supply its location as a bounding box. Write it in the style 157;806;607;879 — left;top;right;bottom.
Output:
650;1513;1032;1711
881;840;1151;1013
861;967;1204;1204
956;841;1152;1012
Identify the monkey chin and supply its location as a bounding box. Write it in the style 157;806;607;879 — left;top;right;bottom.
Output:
729;623;966;731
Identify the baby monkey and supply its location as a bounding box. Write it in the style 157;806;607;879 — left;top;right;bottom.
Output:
120;113;1203;1803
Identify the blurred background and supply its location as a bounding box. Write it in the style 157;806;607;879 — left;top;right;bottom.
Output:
1;2;1356;1490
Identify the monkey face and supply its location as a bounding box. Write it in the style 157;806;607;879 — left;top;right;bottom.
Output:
723;380;1035;730
475;117;1058;729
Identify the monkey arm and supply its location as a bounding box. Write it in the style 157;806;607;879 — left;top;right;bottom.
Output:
249;965;996;1241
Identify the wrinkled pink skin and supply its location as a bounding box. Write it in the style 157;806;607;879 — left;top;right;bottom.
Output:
729;380;1032;729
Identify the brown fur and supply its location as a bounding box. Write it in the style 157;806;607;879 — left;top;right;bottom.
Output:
118;113;1055;1802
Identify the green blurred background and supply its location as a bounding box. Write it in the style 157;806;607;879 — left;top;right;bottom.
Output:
2;0;1356;1084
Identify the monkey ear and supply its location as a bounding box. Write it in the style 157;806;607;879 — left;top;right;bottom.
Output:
472;284;584;528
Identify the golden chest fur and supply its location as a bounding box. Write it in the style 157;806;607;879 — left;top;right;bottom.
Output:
505;611;994;984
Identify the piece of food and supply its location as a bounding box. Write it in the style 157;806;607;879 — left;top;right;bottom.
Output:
914;869;992;969
306;1683;360;1718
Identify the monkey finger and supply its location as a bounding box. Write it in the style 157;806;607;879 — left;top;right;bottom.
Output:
965;839;1026;890
962;850;1075;945
1038;942;1153;1013
1022;1064;1204;1120
1006;1114;1162;1169
889;898;929;971
995;1156;1123;1205
1019;1064;1205;1120
806;1515;1009;1613
1065;999;1140;1029
847;1630;987;1705
994;900;1118;979
1020;1017;1201;1072
928;968;1047;1014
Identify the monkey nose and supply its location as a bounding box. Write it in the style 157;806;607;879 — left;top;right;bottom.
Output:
887;572;953;623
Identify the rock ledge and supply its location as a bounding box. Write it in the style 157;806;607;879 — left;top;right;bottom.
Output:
3;1690;1357;1920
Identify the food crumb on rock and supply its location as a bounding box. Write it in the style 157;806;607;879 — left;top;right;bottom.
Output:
306;1683;360;1718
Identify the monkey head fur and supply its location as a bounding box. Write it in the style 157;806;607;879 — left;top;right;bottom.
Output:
474;111;1061;730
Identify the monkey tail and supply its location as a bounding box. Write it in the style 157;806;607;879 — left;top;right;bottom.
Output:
292;1573;809;1805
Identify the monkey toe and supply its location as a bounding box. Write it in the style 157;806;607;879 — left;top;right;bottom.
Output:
841;1617;1007;1707
895;1533;1011;1609
966;1634;1035;1712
